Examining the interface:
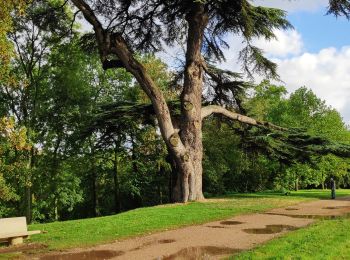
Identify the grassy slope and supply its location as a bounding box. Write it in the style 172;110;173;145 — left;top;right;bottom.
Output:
25;190;350;252
28;196;304;250
234;217;350;259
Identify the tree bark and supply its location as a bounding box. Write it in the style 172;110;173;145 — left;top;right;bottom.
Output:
295;177;299;191
52;135;61;221
89;139;99;217
171;4;208;202
24;178;32;223
130;131;139;175
201;105;287;131
25;147;34;224
166;154;177;202
321;172;325;190
113;145;121;213
54;198;59;221
91;158;99;217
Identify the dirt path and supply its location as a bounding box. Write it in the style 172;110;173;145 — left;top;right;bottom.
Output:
29;197;350;260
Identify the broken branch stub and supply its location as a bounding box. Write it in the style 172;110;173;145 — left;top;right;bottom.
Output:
182;152;190;162
184;101;194;111
170;133;180;147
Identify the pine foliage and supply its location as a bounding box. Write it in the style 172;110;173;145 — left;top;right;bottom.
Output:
84;100;350;164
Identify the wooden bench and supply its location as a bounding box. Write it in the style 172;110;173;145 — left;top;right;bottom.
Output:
0;217;41;246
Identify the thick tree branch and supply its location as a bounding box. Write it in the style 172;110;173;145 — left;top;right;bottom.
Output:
201;105;287;131
70;0;186;158
70;0;110;63
70;0;103;34
182;3;208;109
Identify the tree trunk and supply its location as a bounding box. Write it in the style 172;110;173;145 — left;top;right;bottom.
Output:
89;141;99;217
295;177;299;191
24;181;32;223
158;184;162;205
321;172;325;190
52;135;61;221
130;131;138;175
25;147;34;223
113;146;121;213
172;148;204;202
172;4;208;202
92;161;99;217
167;154;177;202
54;198;59;221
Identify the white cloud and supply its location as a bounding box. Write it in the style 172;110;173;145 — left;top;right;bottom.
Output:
254;29;303;57
275;47;350;124
222;29;303;71
250;0;328;12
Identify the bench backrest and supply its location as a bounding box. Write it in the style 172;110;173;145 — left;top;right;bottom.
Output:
0;217;27;235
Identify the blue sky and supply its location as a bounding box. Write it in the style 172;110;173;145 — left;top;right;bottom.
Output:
285;2;350;124
223;0;350;125
289;9;350;53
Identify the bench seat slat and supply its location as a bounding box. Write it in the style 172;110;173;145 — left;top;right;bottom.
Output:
0;230;41;239
0;232;30;240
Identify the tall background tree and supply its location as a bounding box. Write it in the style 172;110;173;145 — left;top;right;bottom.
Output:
0;0;28;83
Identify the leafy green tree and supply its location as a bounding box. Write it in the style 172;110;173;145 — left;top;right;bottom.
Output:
313;155;350;189
30;39;94;221
0;0;75;222
0;0;27;82
246;80;288;123
0;117;30;217
70;0;293;202
83;55;175;212
247;81;350;190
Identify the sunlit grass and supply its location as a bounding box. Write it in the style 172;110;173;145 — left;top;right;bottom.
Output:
20;189;350;254
234;217;350;259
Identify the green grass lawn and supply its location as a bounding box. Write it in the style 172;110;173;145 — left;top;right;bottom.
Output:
2;189;348;258
26;189;349;251
233;217;350;259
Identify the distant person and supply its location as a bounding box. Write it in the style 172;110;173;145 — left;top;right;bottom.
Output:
330;178;336;199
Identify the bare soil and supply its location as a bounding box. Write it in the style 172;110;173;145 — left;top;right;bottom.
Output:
22;197;350;259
